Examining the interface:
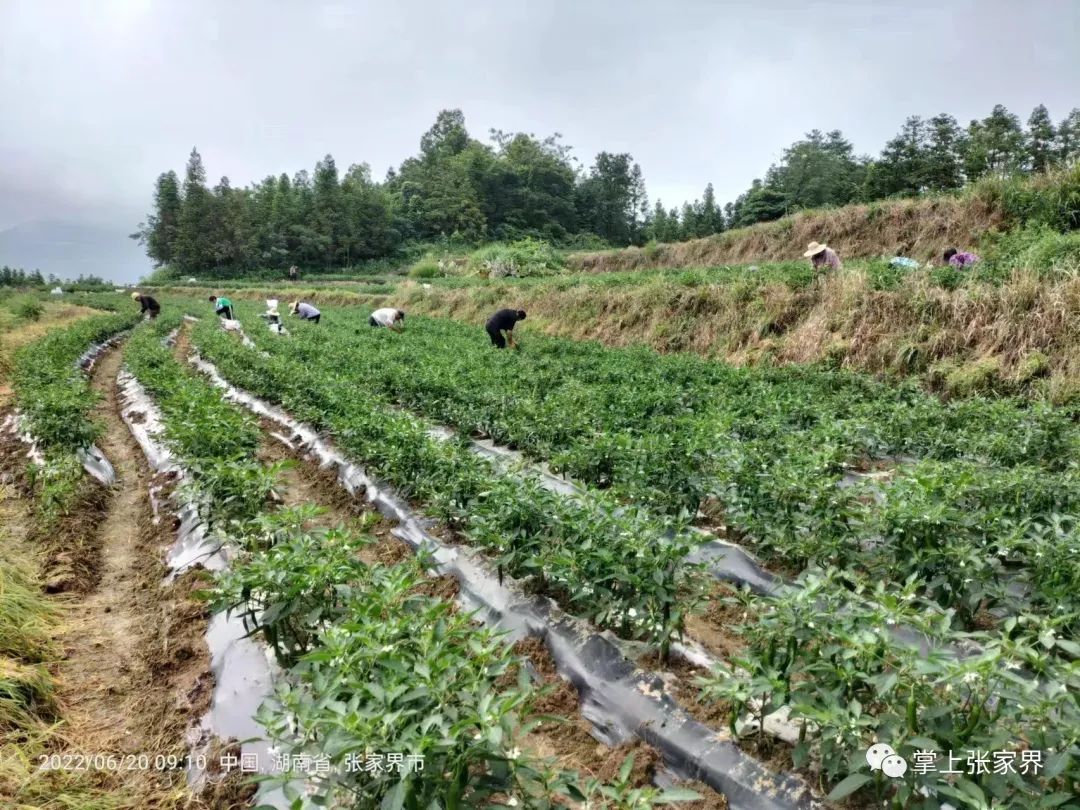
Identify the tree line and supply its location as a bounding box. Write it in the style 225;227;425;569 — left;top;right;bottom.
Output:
0;266;111;288
135;103;1079;276
723;103;1080;229
0;266;47;287
135;110;653;276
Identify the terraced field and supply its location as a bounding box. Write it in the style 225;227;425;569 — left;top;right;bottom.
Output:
182;299;1079;808
3;295;1077;809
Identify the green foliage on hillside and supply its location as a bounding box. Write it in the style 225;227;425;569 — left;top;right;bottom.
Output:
135;102;1079;280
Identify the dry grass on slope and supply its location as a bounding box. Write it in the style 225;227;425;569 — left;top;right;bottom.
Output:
572;194;1006;274
386;268;1080;403
568;167;1080;274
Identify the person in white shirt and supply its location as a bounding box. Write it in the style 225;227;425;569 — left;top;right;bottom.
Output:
369;307;405;332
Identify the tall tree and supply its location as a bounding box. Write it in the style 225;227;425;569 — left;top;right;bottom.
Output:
173;148;215;272
699;183;724;235
1056;108;1080;167
776;129;864;210
420;109;470;162
313;154;344;267
487;132;577;239
341;163;398;262
923;113;965;190
965;105;1025;178
679;201;698;240
871;116;929;197
575;152;646;246
134;170;182;266
731;178;788;227
1026;104;1057;173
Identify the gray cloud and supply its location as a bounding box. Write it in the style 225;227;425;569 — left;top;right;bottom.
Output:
1;0;1078;279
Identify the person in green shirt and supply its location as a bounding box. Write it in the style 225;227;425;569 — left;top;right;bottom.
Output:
209;295;234;320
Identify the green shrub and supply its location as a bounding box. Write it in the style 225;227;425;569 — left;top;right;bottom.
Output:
13;310;139;452
981;223;1080;280
558;231;610;251
929;263;965;290
466;238;564;278
8;296;43;321
408;260;442;279
863;258;914;291
356;283;395;295
944;357;1002;397
1015;350;1051;385
996;163;1080;232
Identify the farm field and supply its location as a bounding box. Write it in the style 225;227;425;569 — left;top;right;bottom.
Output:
1;292;1077;809
1;300;735;809
174;297;1078;807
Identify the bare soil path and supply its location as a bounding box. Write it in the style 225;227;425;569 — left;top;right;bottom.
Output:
46;345;231;807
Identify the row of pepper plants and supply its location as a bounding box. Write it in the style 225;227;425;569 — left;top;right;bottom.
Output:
123;313;695;809
194;300;1080;808
10;304;142;518
229;303;1079;633
188;313;705;659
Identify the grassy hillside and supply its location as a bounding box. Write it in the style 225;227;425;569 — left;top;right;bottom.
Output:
568;167;1080;273
144;167;1080;404
382;265;1080;404
152;258;1080;405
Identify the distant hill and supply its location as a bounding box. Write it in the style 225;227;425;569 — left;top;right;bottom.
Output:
0;219;151;283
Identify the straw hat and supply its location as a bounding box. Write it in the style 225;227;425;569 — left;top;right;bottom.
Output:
130;292;141;299
803;241;828;258
289;301;299;314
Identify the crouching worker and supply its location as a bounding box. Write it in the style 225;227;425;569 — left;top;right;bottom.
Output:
485;308;526;349
209;295;234;320
369;307;405;332
804;241;841;271
290;300;321;324
259;299;288;335
131;291;160;319
943;247;979;268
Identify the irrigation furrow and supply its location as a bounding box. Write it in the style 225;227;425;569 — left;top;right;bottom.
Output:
186;348;815;810
0;336;242;808
115;360;288;808
392;390;981;665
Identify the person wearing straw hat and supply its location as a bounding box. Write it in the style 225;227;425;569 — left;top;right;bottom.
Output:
289;300;321;324
259;299;288;334
804;241;841;271
131;291;160;319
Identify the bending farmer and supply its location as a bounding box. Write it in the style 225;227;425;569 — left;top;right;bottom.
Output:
943;248;979;268
131;291;160;319
209;295;234;320
485;308;526;349
369;307;405;332
804;241;841;271
290;301;321;324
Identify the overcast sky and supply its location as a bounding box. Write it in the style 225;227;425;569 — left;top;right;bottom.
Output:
1;0;1078;268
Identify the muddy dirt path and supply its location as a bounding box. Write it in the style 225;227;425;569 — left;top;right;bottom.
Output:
49;345;227;806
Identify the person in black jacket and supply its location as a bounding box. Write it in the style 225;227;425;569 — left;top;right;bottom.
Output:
131;292;160;319
485;309;526;349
